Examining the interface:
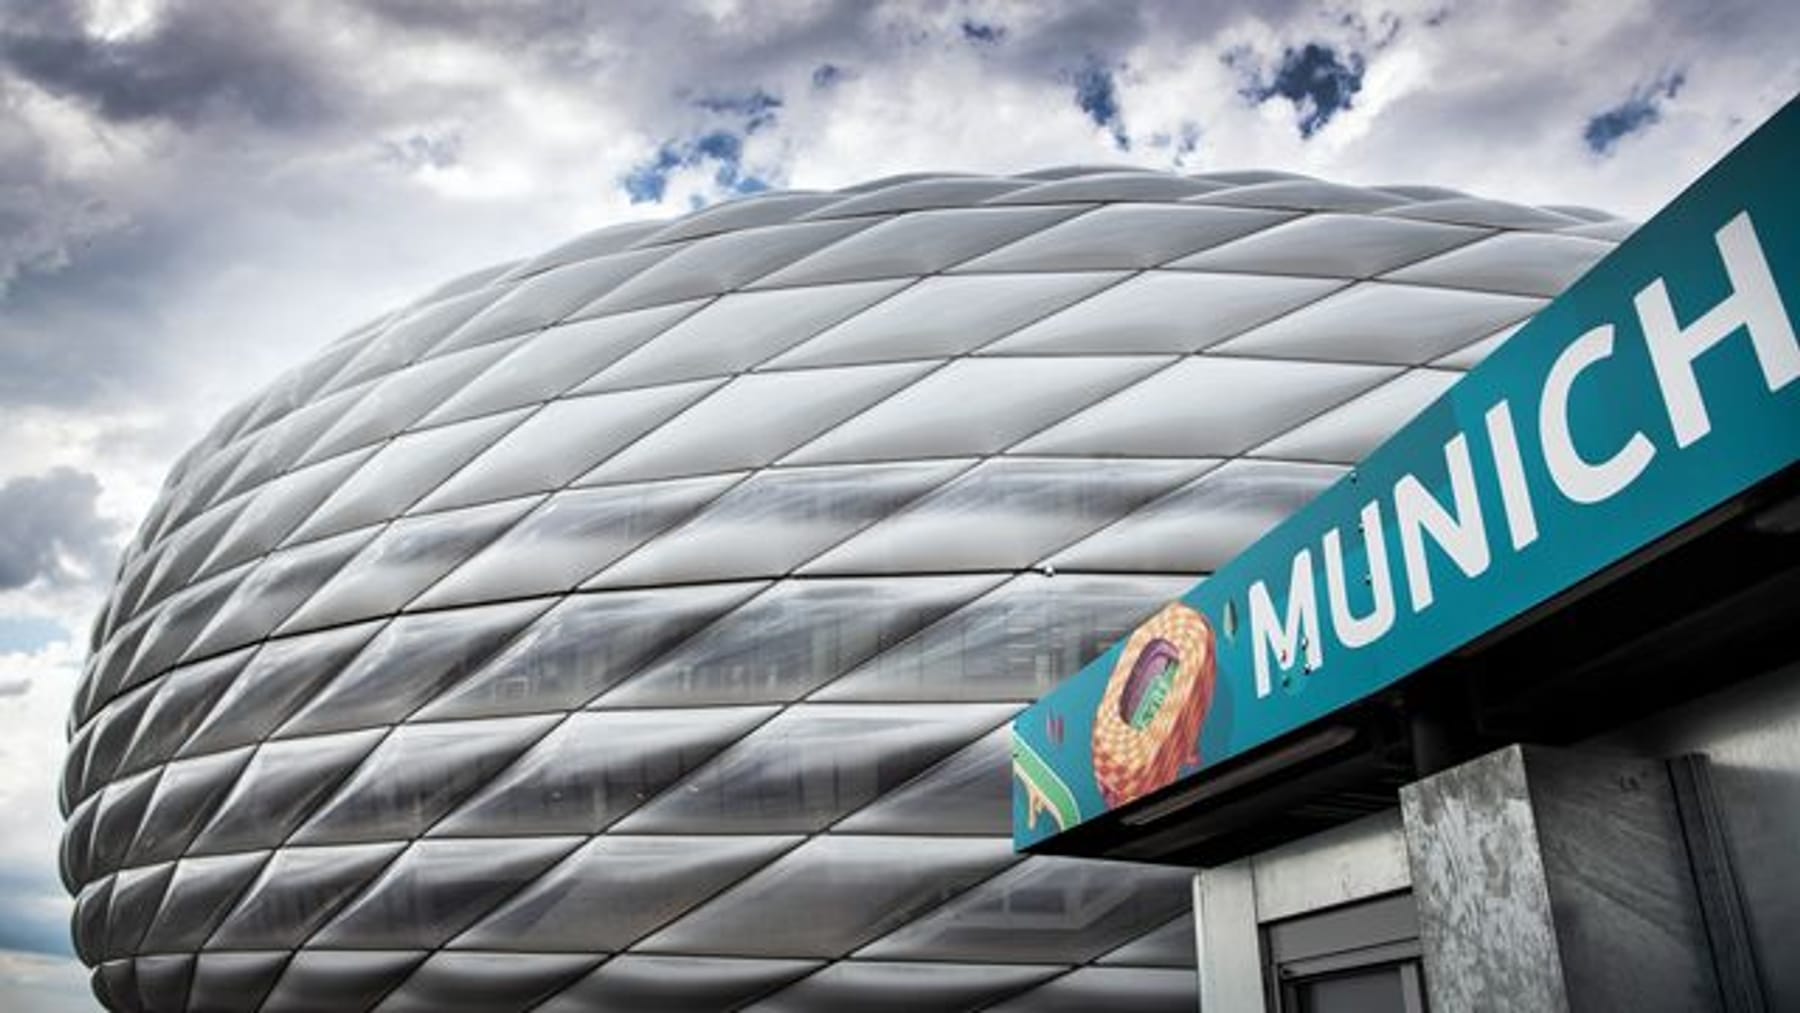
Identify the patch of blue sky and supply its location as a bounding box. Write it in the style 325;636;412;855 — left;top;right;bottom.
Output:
1230;42;1366;139
1584;72;1686;155
1072;61;1128;151
0;615;67;655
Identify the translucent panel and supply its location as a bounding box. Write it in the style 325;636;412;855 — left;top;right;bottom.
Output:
835;727;1012;834
767;273;1124;369
1097;912;1196;967
1382;230;1614;296
414;584;766;721
985;967;1197;1013
89;767;161;879
82;681;158;794
1015;357;1394;457
1252;368;1461;463
324;287;508;392
195;446;378;577
139;851;271;953
748;961;1060;1013
1172;212;1485;277
804;177;1028;217
584;280;908;389
286;411;531;543
207;842;405;949
978;271;1344;356
311;837;580;948
591;462;967;587
297;340;520;466
124;563;252;692
188;728;386;854
1052;460;1343;572
292;716;558;845
116;651;248;777
748;206;1087;287
434;246;672;353
1210;281;1544;364
130;499;251;622
581;363;933;485
516;220;670;274
133;953;194;1011
638;835;1017;957
370;952;600;1013
454;835;799;951
598;577;1000;707
186;952;288;1013
233;337;364;438
614;703;1014;833
275;499;541;635
413;380;720;511
533;955;819;1013
579;219;875;316
433;707;774;836
72;877;111;965
104;860;175;959
214;384;369;506
803;458;1213;574
277;601;550;737
1562;218;1636;242
813;573;1197;703
414;476;738;608
126;746;254;866
989;171;1216;203
96;960;136;1012
419;301;705;425
785;357;1164;465
1385;196;1583;230
955;205;1292;272
80;622;149;732
259;950;426;1013
179;621;384;757
182;527;380;661
1194;179;1403;213
862;857;1192;963
638;191;839;245
62;793;101;891
1433;319;1524;370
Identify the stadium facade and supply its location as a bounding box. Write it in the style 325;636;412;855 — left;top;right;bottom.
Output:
61;166;1645;1012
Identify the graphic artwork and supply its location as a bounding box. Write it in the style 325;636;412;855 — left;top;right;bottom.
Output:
1091;602;1218;809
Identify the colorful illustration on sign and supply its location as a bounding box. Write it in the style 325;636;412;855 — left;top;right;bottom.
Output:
1092;603;1218;809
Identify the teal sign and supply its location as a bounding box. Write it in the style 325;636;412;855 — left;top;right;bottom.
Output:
1013;99;1800;850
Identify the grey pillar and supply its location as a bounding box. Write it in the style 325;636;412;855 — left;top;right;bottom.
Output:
1399;744;1722;1013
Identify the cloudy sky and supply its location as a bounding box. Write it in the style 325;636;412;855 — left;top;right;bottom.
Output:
1;0;1795;1006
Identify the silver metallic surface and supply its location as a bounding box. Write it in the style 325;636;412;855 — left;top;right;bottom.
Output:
61;167;1623;1012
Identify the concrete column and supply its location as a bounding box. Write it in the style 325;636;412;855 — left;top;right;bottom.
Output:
1399;744;1722;1013
1194;860;1264;1013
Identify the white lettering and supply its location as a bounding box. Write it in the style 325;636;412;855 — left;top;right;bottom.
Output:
1484;399;1540;550
1323;501;1396;649
1249;549;1322;698
1636;211;1800;448
1395;434;1490;612
1540;325;1657;503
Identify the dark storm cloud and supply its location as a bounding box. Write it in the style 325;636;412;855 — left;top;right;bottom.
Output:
1584;72;1686;155
0;468;119;591
0;0;337;129
1230;41;1368;139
